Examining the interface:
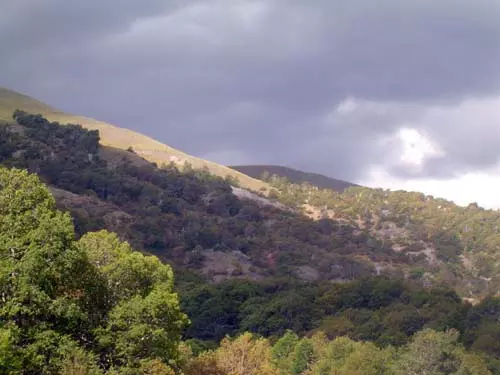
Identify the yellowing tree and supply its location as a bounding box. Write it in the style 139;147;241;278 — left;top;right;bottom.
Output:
216;333;278;375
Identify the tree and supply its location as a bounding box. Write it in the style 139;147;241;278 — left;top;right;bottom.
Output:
77;231;174;303
0;325;21;374
96;288;188;370
77;231;188;370
339;341;395;375
272;330;299;374
393;329;491;375
183;351;225;375
215;333;278;375
0;167;99;373
0;167;188;373
291;339;314;375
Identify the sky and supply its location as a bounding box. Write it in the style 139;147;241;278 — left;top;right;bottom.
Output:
1;0;500;208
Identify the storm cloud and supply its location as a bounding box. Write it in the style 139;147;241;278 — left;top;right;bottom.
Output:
1;0;500;200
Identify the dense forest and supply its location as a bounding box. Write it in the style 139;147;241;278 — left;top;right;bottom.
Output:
0;166;498;374
2;112;500;373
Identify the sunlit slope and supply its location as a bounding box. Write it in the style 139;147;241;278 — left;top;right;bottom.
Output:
0;87;268;191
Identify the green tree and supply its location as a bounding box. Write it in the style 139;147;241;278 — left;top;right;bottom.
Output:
393;329;491;375
77;230;175;304
78;231;188;371
340;342;395;375
0;326;21;374
0;167;99;373
272;330;299;374
291;338;314;375
96;288;188;371
0;167;188;373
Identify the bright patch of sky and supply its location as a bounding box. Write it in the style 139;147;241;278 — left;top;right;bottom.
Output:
398;128;443;166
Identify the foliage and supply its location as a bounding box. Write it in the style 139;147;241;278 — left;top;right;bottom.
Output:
0;112;413;287
215;333;278;375
0;167;186;373
3;113;500;372
393;328;490;375
181;277;462;342
182;329;492;375
262;172;500;297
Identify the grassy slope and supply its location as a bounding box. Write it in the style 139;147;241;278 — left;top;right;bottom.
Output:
0;87;268;192
230;165;358;192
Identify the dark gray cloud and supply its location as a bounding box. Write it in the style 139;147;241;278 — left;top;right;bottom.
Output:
1;0;499;183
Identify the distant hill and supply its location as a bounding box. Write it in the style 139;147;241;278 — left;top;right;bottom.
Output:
230;165;358;192
0;87;268;192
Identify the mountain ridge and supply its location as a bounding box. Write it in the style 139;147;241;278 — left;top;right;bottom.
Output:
230;164;358;192
0;87;268;192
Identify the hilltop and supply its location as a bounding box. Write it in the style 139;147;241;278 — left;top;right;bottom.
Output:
231;164;358;192
0;87;268;191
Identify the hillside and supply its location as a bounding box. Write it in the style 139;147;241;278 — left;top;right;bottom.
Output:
0;87;268;191
4;112;500;372
263;174;500;298
2;90;500;302
3;109;500;299
230;164;358;192
2;167;498;373
0;111;392;284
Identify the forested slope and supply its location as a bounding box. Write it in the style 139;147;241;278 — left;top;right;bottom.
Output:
250;173;500;299
0;111;410;285
2;111;500;298
1;166;499;374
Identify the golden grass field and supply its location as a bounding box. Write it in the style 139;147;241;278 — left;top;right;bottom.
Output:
0;87;269;192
